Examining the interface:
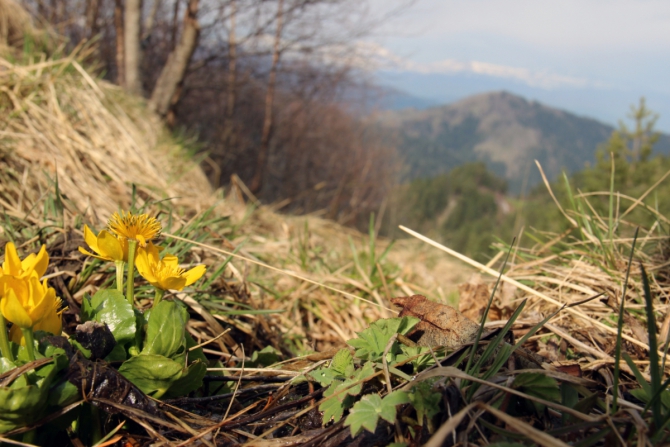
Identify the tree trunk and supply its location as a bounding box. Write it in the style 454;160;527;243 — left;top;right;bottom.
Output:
148;0;200;118
124;0;143;94
114;0;125;86
85;0;100;38
142;0;162;43
170;0;181;52
212;0;237;188
249;0;284;194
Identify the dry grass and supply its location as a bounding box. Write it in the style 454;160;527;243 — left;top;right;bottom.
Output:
3;25;670;445
0;50;470;359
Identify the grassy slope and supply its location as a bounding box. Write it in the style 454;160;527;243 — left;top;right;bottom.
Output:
4;49;670;446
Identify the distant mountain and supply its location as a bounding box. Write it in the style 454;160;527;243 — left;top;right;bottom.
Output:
378;91;670;194
376;70;670;134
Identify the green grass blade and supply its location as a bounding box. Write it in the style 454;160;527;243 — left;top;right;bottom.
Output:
464;238;515;375
640;262;662;429
612;227;638;413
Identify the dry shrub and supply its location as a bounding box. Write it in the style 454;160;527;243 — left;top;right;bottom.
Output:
179;62;399;226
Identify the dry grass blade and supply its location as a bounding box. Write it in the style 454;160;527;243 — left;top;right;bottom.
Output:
164;232;393;311
399;225;665;357
412;366;597;422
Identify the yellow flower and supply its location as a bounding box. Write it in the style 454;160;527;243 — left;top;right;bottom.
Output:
1;242;48;279
78;225;128;262
108;211;162;247
0;276;62;334
136;243;206;291
8;291;63;345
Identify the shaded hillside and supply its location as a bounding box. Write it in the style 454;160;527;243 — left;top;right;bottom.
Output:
379;91;670;193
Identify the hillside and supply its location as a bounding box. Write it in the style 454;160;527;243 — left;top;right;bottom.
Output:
3;18;670;446
379;91;670;193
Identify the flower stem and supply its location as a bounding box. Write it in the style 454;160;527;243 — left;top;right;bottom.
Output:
126;240;137;306
154;288;165;307
0;313;15;362
22;328;36;361
115;260;125;293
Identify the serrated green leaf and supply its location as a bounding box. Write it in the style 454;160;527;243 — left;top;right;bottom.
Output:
346;362;376;396
409;381;441;425
119;354;183;398
512;373;560;403
320;379;355;423
87;289;137;345
347;317;419;361
331;349;354;376
344;391;408;437
309;368;342;387
382;390;410;415
142;300;187;359
309;349;355;386
345;394;383;436
397;345;435;373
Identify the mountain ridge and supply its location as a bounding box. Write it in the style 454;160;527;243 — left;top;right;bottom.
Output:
378;91;670;193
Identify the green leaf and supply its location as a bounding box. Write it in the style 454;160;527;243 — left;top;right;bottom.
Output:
344;391;409;437
309;349;354;386
141;300;186;359
0;362;58;433
512;373;561;403
118;354;183;398
409;381;441;425
347;317;419;361
87;289;136;346
397;345;435;373
320;379;355;423
48;380;79;407
165;360;206;398
331;349;354;376
247;346;281;367
309;367;342;387
318;362;377;423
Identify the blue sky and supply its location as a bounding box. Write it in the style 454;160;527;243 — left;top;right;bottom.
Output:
365;0;670;131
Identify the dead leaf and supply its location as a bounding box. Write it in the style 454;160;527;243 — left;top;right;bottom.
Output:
555;364;582;378
391;295;480;348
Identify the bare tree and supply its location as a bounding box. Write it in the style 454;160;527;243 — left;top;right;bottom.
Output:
85;0;100;38
124;0;142;94
114;0;125;85
249;0;283;193
148;0;200;120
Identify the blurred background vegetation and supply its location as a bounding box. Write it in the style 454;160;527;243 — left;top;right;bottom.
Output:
8;0;670;262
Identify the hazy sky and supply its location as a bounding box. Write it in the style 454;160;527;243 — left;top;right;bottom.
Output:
367;0;670;128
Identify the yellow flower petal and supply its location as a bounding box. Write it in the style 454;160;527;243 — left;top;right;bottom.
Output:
3;242;22;277
184;265;206;286
135;245;158;284
1;288;33;328
83;225;100;252
97;230;124;262
161;276;187;291
78;246;109;261
21;245;49;279
161;254;180;267
33;303;62;336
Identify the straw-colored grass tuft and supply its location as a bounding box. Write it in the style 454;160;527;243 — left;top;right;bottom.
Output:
0;48;468;358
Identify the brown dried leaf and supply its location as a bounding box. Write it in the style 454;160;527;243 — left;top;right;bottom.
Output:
391;295;480;348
